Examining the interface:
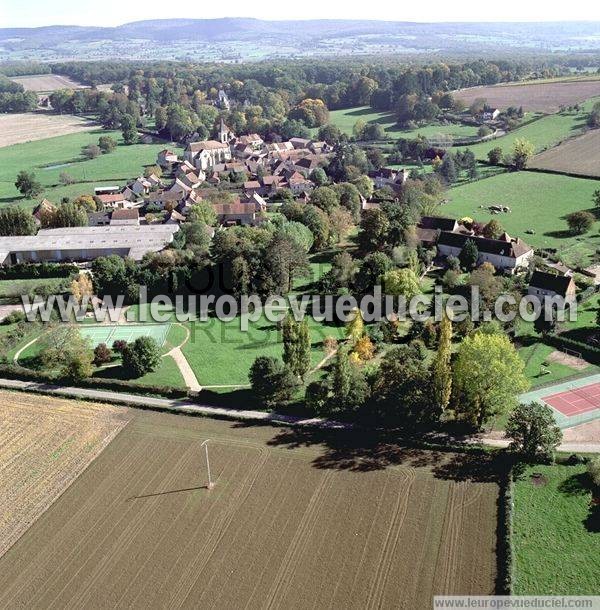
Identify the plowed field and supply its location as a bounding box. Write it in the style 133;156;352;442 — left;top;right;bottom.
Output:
454;79;600;112
0;405;499;608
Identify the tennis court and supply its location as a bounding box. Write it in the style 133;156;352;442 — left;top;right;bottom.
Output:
542;382;600;417
520;372;600;428
80;324;171;348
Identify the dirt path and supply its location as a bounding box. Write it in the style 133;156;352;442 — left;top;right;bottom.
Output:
13;336;41;365
163;324;201;392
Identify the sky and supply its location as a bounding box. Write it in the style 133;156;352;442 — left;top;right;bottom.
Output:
2;0;600;28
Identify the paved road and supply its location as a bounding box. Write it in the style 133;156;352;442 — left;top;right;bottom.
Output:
0;377;598;453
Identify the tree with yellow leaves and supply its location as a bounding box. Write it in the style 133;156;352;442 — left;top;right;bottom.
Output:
345;307;364;343
70;273;94;306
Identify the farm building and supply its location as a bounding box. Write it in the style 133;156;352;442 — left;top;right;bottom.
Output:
0;225;178;265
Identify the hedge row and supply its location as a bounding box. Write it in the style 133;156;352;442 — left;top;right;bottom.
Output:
0;262;79;280
544;334;600;365
496;465;515;595
0;364;190;399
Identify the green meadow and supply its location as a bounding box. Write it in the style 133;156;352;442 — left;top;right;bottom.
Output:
513;463;600;595
446;171;600;264
325;99;598;162
0;128;180;208
324;106;480;140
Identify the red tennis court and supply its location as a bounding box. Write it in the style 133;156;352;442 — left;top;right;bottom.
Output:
542;382;600;417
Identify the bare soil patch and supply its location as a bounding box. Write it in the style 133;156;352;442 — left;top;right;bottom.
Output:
454;79;600;113
546;349;589;370
562;419;600;443
0;409;499;608
0;390;130;558
0;113;96;148
530;129;600;177
530;472;548;487
10;74;86;93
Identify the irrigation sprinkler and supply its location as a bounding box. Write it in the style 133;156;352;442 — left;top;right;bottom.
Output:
200;439;214;490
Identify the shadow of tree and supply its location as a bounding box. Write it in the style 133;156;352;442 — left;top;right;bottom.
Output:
230;423;506;483
558;472;590;496
584;502;600;532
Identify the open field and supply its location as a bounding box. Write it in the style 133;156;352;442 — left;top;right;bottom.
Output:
0;390;130;558
462;101;597;161
454;77;600;112
513;463;599;595
0;113;96;148
0;406;499;607
530;129;600;177
0;129;180;207
325;106;480;140
10;74;86;92
446;171;600;264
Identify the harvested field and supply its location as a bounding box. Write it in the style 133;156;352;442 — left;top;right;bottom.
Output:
454;79;600;113
0;113;96;148
0;407;499;608
530;129;600;177
10;74;86;92
0;390;130;558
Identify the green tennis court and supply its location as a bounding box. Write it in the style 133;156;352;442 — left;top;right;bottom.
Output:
80;324;171;348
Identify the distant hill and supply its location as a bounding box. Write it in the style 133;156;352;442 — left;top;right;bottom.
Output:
2;19;600;61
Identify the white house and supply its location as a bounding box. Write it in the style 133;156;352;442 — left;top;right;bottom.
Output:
437;231;534;273
110;208;140;226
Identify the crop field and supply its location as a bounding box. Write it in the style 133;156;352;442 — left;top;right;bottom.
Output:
0;128;181;207
454;77;600;112
0;112;96;148
530;129;600;177
446;171;600;264
10;74;86;92
0;390;130;558
0;407;499;608
513;463;600;595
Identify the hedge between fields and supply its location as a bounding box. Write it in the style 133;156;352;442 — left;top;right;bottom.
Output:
496;465;515;595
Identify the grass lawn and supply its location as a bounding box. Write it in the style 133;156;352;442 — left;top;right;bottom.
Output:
13;321;189;390
324;106;480;140
93;353;187;389
518;342;596;388
445;171;600;264
0;127;180;208
513;463;599;595
182;314;346;386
